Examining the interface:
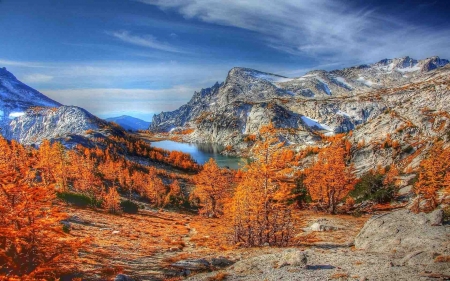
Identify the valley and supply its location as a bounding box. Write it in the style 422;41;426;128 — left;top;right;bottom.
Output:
0;56;449;281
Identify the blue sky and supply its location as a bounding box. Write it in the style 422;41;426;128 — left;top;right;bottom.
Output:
0;0;449;121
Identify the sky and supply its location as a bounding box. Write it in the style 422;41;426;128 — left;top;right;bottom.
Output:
0;0;449;121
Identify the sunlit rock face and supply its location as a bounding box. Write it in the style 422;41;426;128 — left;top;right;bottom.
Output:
150;57;450;173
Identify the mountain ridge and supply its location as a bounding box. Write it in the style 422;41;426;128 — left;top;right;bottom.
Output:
149;56;450;174
105;115;151;131
0;67;126;146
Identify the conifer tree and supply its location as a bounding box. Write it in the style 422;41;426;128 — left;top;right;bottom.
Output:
415;143;450;210
0;137;82;279
304;139;356;214
229;123;294;247
191;159;233;217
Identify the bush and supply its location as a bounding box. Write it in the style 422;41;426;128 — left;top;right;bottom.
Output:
443;206;450;223
120;200;139;214
350;172;395;204
62;224;70;233
290;174;312;207
57;191;102;208
371;185;395;204
403;145;414;154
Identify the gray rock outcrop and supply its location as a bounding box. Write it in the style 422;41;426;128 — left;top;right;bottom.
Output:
355;209;450;265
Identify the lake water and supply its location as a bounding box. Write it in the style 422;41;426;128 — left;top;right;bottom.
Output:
150;140;247;170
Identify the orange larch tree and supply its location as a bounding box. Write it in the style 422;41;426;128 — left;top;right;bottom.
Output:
102;187;122;214
0;137;83;279
229;123;295;247
164;179;184;207
414;142;450;210
304;139;356;214
190;158;234;217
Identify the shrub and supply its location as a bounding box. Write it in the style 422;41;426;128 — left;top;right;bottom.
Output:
290;173;312;207
243;134;257;142
57;191;102;207
403;145;414;154
443;206;450;223
62;224;71;233
350;172;395;204
120;200;139;214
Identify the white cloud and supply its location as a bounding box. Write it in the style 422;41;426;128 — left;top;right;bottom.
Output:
22;74;54;83
42;86;201;118
0;59;47;68
109;30;184;53
135;0;450;64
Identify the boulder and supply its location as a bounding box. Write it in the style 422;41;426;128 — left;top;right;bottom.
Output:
171;259;211;271
397;185;413;196
211;257;234;267
309;219;337;232
278;249;308;268
114;274;133;281
429;208;444;226
355;209;450;265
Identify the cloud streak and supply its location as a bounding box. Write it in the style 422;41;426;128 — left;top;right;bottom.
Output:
109;30;184;53
22;74;54;83
136;0;450;64
42;86;200;120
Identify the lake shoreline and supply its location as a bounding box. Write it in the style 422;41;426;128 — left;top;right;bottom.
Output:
147;139;248;170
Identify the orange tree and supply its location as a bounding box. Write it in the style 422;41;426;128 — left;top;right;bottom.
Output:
102;187;122;214
304;139;356;214
0;137;84;279
414;142;450;211
229;123;295;247
190;159;234;217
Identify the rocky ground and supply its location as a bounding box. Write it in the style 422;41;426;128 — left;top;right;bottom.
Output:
186;209;450;281
64;200;450;281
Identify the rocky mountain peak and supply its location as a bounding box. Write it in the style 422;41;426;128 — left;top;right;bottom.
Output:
393;56;418;69
420;56;449;71
0;67;17;80
226;67;291;83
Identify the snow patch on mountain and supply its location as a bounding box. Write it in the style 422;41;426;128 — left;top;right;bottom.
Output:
357;76;375;87
301;116;333;131
252;72;294;83
396;65;421;73
333;76;353;90
8;112;25;119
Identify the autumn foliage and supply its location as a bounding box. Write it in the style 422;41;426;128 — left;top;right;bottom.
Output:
414;142;450;211
0;138;84;279
303;138;356;214
191;159;234;217
229;124;295;247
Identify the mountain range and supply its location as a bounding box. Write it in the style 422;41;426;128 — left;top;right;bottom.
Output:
149;56;450;173
0;56;449;175
105;115;151;132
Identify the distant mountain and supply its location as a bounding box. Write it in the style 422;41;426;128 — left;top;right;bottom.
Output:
105;115;151;131
150;56;450;173
0;67;125;146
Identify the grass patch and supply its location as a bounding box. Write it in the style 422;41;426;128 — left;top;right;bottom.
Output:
120;200;139;214
57;191;102;208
